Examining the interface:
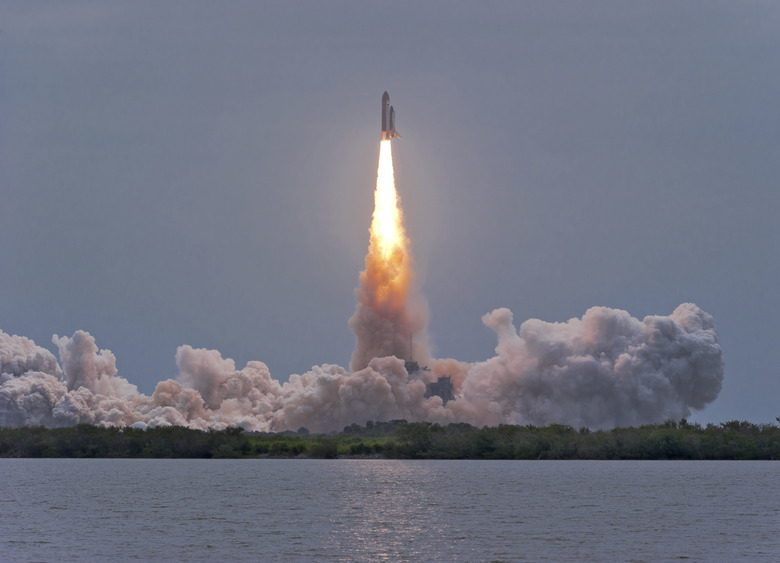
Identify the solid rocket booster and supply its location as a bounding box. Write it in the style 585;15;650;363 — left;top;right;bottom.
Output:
381;91;401;140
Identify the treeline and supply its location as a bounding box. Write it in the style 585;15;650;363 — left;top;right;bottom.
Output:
0;419;778;460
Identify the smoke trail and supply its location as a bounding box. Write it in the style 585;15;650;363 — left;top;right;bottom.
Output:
348;140;429;371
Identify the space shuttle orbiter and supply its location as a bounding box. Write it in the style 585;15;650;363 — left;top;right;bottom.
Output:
381;91;401;140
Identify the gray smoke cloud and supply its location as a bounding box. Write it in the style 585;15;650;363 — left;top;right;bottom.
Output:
0;302;723;432
444;303;724;428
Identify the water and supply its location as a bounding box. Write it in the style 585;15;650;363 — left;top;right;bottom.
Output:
1;459;777;562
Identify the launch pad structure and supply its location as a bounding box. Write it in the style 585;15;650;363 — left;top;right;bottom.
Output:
404;335;455;406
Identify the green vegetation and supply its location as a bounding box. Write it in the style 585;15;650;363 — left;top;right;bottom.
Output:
0;419;778;460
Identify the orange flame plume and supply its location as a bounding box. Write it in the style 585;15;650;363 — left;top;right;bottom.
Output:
364;140;411;309
349;140;427;371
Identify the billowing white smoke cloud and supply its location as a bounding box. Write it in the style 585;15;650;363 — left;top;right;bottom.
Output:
0;330;444;432
445;303;723;428
54;331;137;399
1;331;61;379
0;302;723;432
1;332;65;427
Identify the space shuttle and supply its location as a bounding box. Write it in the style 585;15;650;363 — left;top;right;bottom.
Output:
381;91;401;140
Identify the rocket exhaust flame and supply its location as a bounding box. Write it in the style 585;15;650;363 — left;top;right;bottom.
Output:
348;140;429;371
368;141;409;304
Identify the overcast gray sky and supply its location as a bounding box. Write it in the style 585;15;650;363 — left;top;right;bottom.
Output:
2;1;778;424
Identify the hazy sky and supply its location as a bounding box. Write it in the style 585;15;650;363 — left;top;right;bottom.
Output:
2;1;778;424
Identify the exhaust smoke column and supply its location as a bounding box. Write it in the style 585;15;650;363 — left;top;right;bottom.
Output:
349;139;428;371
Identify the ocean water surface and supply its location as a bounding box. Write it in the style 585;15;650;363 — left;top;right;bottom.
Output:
0;459;777;561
